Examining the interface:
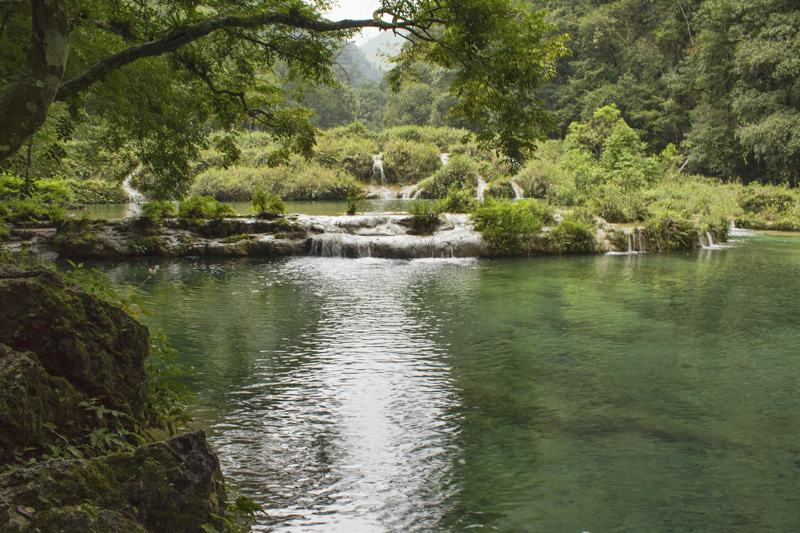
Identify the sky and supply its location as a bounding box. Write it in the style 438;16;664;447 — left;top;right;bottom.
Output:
324;0;382;43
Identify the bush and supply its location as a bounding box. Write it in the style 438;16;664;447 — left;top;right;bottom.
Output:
548;214;598;254
643;209;697;251
345;185;366;215
408;200;442;234
69;179;127;205
436;189;478;213
178;196;236;219
142;201;177;218
416;153;479;199
471;199;551;256
382;125;470;151
190;156;359;201
314;130;379;182
381;138;442;184
485;180;516;199
251;191;285;217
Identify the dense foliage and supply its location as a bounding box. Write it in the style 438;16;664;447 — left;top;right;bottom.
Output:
0;0;568;199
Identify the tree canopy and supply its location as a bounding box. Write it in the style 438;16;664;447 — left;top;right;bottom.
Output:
0;0;569;197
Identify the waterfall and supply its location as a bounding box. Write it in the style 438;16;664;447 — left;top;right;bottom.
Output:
122;166;145;216
627;232;634;253
510;180;524;200
122;166;145;205
705;231;714;247
440;153;450;166
373;154;386;185
399;184;418;199
476;177;488;200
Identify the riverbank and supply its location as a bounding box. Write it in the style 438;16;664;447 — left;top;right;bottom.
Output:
2;208;729;262
0;264;236;532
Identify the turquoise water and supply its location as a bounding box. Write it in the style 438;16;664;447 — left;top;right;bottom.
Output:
87;230;800;532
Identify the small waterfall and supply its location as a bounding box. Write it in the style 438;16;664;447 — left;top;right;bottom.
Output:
399;184;418;199
510;180;524;200
627;232;634;253
440;153;450;166
373;154;386;185
476;177;488;200
705;231;714;247
122;166;145;205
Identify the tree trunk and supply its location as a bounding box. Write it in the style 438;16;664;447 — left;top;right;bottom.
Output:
0;0;69;162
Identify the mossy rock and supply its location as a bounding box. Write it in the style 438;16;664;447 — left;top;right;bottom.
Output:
0;432;227;533
0;265;149;415
0;344;88;463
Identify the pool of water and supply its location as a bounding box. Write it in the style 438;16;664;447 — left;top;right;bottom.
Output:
81;230;800;531
68;199;424;219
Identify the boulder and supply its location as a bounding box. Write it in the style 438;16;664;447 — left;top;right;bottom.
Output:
0;431;227;532
0;265;149;415
0;344;88;463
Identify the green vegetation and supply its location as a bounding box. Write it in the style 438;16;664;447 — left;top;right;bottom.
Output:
142;201;177;219
417;153;479;199
251;191;285;218
178;196;236;220
472;200;552;256
191;156;358;202
408;201;443;234
346;185;367;216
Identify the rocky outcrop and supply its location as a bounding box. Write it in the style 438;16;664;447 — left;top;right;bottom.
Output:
0;265;149;415
0;345;88;463
0;431;227;533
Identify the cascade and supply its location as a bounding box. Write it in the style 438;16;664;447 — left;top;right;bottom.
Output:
399;184;418;199
510;180;524;200
705;231;714;247
627;232;634;253
373;154;386;185
122;166;145;205
476;177;488;200
440;153;450;166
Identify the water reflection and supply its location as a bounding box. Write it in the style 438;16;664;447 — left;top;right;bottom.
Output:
82;236;800;532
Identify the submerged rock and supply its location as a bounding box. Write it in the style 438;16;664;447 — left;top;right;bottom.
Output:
0;265;149;415
0;431;227;533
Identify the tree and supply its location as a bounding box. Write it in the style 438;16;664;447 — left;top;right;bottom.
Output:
0;0;568;197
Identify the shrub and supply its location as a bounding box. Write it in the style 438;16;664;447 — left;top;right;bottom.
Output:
69;179;127;205
251;191;285;217
485;180;516;199
382;125;470;151
471;199;551;256
345;184;366;215
314;130;379;182
436;189;478;213
548;214;598;254
190;156;358;201
381;137;442;184
142;201;177;218
178;196;236;219
408;200;442;234
643;209;697;251
417;153;479;199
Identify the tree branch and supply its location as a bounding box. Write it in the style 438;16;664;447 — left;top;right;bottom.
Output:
55;11;395;101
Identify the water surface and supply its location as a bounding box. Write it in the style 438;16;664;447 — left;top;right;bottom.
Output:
88;231;800;532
